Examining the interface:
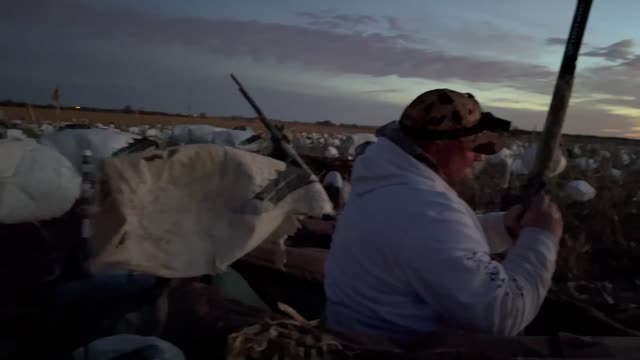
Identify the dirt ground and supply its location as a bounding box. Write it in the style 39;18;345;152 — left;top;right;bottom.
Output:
0;105;376;135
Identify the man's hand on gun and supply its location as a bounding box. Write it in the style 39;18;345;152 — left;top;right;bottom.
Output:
505;194;563;242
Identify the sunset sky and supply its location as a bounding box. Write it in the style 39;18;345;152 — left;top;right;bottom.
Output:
2;0;640;137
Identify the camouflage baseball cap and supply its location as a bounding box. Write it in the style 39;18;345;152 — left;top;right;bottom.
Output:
388;89;512;155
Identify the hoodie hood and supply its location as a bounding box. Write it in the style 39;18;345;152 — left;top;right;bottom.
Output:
350;137;455;199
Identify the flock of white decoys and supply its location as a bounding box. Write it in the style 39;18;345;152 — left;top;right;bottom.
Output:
3;118;639;224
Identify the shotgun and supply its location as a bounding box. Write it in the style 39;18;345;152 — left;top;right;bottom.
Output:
521;0;593;205
230;74;319;182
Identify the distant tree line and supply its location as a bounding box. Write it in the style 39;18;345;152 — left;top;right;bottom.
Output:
0;99;209;119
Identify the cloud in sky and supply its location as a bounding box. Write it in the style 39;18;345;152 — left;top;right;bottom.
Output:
383;16;408;34
1;0;640;137
583;39;636;62
487;104;638;138
296;10;379;30
0;1;555;87
545;37;567;46
362;88;403;94
577;46;640;114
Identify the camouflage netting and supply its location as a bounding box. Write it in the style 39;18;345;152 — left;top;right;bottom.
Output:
226;304;347;360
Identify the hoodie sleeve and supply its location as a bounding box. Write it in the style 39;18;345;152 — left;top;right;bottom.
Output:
401;206;559;336
476;212;513;254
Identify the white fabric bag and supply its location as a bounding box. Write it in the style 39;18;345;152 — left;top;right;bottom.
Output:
89;144;333;277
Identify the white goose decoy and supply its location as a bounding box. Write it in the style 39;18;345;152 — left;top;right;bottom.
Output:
564;180;597;202
0;139;81;223
39;128;141;175
323;170;348;209
7;128;27;140
168;124;267;152
324;146;340;158
574;157;598;171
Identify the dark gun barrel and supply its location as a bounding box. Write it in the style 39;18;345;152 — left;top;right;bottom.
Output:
230;73;319;182
520;0;593;207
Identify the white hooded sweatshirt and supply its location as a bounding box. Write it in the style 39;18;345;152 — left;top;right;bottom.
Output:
324;137;559;339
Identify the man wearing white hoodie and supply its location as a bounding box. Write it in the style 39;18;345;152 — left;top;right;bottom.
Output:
324;89;563;341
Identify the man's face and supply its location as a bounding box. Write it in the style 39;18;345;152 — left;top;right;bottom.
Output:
429;140;484;184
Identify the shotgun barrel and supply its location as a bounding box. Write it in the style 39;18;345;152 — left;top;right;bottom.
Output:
521;0;593;202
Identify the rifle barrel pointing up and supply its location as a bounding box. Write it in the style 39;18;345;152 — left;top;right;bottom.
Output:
523;0;593;199
230;74;280;137
229;73;319;181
